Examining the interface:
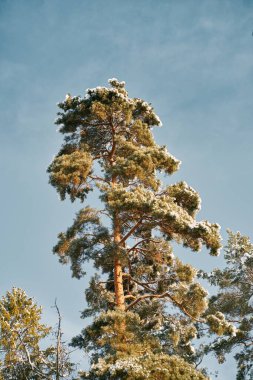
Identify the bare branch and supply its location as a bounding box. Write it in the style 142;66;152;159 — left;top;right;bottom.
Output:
88;175;110;184
54;299;62;380
119;218;143;245
126;238;160;254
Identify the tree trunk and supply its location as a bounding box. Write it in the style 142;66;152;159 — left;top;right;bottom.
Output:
114;215;125;311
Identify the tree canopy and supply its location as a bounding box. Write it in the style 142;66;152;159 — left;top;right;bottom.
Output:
47;78;228;379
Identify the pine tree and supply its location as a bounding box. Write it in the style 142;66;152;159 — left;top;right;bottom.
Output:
0;287;50;379
48;78;223;379
202;230;253;380
0;288;75;379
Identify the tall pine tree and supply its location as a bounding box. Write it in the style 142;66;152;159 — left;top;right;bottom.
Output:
48;78;223;379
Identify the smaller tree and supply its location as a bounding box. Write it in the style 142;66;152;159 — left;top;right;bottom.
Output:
0;288;75;379
202;230;253;380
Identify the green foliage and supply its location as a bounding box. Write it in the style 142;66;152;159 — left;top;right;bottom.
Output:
0;288;75;379
0;287;50;379
53;207;109;278
202;230;253;379
74;311;206;380
79;353;207;380
48;78;223;379
48;150;93;202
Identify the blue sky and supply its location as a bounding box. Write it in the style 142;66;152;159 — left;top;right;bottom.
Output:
1;0;253;378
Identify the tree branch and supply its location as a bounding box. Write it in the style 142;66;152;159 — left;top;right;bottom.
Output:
54;299;62;380
122;273;156;293
126;291;203;322
88;175;110;184
126;238;160;253
119;218;144;245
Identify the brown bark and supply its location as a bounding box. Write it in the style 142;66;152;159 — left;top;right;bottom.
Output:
110;180;125;309
113;216;126;340
109;125;125;312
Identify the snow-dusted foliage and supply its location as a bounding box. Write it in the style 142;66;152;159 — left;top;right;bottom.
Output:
0;288;74;379
202;230;253;380
48;78;223;379
79;353;207;380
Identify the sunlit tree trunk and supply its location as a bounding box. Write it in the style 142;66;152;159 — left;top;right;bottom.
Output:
113;214;125;311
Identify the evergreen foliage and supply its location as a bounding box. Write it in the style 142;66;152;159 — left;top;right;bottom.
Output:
0;288;74;379
48;79;223;379
0;288;50;379
202;230;253;380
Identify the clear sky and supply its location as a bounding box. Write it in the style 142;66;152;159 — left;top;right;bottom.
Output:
1;0;253;378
